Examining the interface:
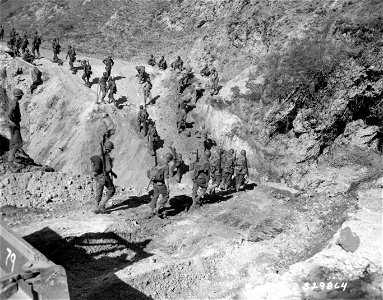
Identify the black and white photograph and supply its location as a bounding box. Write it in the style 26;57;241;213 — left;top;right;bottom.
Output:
0;0;382;299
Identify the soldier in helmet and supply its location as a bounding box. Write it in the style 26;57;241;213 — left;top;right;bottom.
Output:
208;146;223;195
190;150;211;211
98;72;108;104
196;124;210;152
143;78;153;106
21;34;29;54
176;107;187;134
200;63;210;77
7;89;25;162
158;55;167;70
171;56;183;71
135;65;146;84
22;49;34;64
102;55;114;78
90;140;117;214
234;149;248;192
148;152;173;218
66;45;76;70
31;30;42;59
148;54;156;66
81;60;92;87
15;34;22;56
137;105;149;136
147;123;158;156
0;25;4;42
169;146;184;183
209;67;219;96
221;149;235;191
107;76;117;105
52;38;60;62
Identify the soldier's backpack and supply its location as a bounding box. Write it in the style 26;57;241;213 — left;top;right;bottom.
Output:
193;160;209;180
234;157;246;174
90;155;103;174
147;165;167;181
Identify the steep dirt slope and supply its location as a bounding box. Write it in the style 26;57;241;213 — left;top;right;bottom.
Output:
0;47;161;188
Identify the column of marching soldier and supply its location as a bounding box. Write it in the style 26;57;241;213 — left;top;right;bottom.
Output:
3;27;249;218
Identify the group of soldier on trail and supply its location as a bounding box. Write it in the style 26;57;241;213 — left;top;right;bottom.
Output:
6;28;42;63
3;25;248;219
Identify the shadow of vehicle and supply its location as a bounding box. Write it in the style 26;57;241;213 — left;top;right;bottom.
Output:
24;228;153;300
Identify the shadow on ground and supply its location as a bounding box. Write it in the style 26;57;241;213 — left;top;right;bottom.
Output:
24;228;153;300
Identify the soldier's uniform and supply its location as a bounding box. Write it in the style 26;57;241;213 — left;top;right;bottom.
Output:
200;64;210;77
21;35;29;54
82;61;92;87
16;35;22;56
208;148;223;194
107;77;117;105
171;56;184;71
90;143;116;214
22;50;34;64
52;39;60;62
147;124;158;156
191;152;211;209
197;126;209;152
221;150;235;190
148;158;171;217
158;56;167;70
31;33;41;58
209;67;219;96
99;73;108;103
103;56;114;78
176;108;187;133
137;106;149;136
148;54;156;66
8;90;24;162
169;147;184;183
143;80;152;105
135;65;146;83
234;151;248;192
0;26;4;42
66;46;76;70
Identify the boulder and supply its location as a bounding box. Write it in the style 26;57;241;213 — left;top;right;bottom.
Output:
337;226;360;252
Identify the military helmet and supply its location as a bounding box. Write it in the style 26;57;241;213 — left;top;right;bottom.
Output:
108;76;113;80
104;141;114;150
164;152;174;161
240;149;246;155
229;149;234;155
108;55;112;59
13;88;24;97
82;59;86;64
139;105;143;109
211;67;216;71
204;150;211;158
103;72;107;76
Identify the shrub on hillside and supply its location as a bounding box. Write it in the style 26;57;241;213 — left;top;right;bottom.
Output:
262;38;346;105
